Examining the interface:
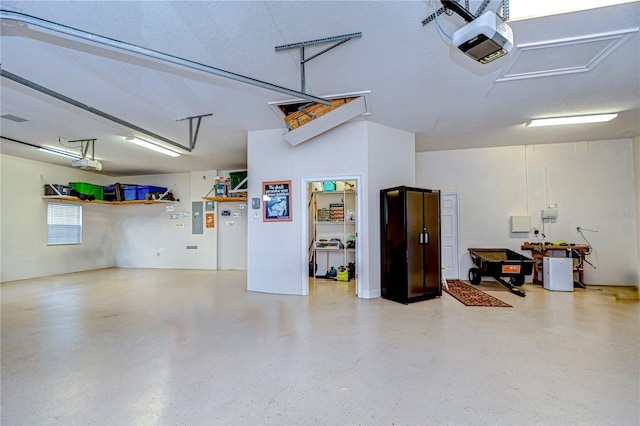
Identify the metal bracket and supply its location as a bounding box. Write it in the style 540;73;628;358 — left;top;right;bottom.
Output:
69;138;97;160
422;6;449;26
176;113;212;150
275;32;362;94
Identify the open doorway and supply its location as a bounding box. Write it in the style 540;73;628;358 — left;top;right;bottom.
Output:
302;176;360;297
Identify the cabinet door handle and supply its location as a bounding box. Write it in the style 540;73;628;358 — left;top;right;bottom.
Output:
418;233;424;244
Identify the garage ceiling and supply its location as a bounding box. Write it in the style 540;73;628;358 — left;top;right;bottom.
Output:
1;1;638;176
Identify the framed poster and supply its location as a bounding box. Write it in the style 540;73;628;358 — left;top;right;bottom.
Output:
263;180;292;222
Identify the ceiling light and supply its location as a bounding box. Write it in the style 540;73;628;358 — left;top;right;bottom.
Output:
125;137;180;157
525;113;618;127
38;147;82;159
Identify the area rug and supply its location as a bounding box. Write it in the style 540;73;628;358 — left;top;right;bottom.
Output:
444;280;512;307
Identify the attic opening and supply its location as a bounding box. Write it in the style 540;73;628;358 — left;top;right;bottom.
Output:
279;97;358;131
269;92;371;146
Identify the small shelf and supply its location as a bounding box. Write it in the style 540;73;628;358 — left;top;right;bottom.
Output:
313;189;355;194
203;196;248;203
42;195;173;205
314;220;356;225
315;247;356;252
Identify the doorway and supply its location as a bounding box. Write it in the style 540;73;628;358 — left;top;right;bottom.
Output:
440;193;460;279
301;176;361;297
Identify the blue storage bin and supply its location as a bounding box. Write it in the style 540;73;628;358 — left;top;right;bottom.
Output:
136;185;167;200
323;181;336;191
123;185;138;201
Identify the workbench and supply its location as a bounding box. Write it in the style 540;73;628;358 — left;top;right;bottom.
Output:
521;243;590;287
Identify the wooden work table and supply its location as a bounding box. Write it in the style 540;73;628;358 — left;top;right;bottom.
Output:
521;243;591;287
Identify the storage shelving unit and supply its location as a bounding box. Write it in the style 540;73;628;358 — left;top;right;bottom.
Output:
202;171;248;203
311;187;356;277
41;195;173;205
202;195;247;203
41;175;176;205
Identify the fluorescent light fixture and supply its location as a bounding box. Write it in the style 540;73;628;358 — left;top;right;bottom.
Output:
38;147;82;159
526;113;618;127
125;137;180;157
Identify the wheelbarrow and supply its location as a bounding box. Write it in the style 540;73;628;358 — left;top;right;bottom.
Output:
468;248;534;297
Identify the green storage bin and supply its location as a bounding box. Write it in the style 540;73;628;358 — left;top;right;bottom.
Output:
229;171;247;191
69;182;104;200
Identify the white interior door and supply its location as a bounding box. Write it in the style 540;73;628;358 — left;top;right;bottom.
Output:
441;193;460;279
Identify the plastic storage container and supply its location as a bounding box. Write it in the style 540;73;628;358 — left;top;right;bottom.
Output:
104;183;133;202
69;182;104;200
229;171;247;191
123;185;138;201
323;181;336;191
215;177;227;197
44;184;71;196
136;185;167;200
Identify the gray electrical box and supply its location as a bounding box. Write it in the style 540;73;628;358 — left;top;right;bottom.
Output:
511;215;531;233
541;203;558;219
192;201;203;234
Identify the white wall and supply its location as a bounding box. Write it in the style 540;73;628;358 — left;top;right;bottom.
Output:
114;171;219;270
366;122;416;298
1;154;115;282
634;136;640;282
216;169;248;270
416;140;639;286
247;123;367;295
0;154;222;282
246;121;415;297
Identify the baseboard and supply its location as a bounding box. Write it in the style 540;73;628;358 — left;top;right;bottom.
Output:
360;288;381;299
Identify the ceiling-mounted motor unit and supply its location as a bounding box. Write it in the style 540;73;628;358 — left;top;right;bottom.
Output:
69;138;102;171
452;10;513;64
71;157;103;171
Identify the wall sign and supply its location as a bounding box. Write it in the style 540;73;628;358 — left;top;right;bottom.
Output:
206;213;215;228
263;180;292;222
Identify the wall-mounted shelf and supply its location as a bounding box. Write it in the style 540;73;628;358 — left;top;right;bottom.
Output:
42;195;173;205
314;221;356;225
311;186;356;277
202;196;248;203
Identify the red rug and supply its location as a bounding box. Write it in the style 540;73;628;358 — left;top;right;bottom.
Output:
444;280;512;307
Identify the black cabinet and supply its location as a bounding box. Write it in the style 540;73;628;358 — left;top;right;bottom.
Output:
380;186;441;303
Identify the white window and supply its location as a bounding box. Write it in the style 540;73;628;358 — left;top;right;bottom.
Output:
47;202;82;245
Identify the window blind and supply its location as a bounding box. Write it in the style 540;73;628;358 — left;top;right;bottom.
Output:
47;202;82;245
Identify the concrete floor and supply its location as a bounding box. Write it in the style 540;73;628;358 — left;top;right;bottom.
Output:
1;268;638;425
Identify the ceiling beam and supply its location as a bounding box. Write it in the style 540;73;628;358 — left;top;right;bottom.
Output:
1;68;190;152
0;9;330;106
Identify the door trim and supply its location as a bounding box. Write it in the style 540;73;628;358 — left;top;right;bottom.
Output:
300;175;362;297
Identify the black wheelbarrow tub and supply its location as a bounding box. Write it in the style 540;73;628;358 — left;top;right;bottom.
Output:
467;248;535;297
468;248;534;276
